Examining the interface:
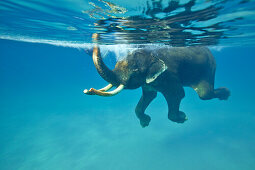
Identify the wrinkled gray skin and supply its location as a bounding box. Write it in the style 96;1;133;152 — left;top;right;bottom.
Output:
94;46;230;127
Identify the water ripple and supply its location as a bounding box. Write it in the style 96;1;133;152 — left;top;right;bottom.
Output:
0;0;255;46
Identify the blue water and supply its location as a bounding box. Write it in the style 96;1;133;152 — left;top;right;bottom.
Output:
1;0;255;46
1;0;255;170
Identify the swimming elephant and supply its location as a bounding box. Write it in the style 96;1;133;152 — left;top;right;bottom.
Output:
84;42;230;127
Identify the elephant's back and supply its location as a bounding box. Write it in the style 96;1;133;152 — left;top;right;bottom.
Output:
154;47;213;63
153;47;216;85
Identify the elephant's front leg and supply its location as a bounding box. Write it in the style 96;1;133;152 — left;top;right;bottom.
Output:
135;87;157;127
162;86;187;123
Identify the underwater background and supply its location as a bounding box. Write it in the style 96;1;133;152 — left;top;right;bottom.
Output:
1;0;255;170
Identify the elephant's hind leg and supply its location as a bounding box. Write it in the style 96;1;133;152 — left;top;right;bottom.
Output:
192;80;230;100
135;87;157;127
214;87;230;100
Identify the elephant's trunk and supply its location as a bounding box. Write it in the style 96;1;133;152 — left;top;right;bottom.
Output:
92;45;119;86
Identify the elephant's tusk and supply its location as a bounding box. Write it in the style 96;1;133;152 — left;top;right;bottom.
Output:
98;84;113;92
84;84;124;97
83;84;112;95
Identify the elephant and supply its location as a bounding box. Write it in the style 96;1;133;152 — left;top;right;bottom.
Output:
84;40;230;127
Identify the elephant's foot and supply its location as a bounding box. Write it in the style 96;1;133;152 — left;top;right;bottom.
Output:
139;114;151;128
168;111;188;123
215;87;230;100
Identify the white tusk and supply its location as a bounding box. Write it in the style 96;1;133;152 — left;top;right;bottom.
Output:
84;84;124;97
83;84;113;95
83;88;94;95
98;84;113;92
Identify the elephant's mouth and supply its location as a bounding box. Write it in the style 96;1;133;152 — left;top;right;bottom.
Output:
84;33;125;97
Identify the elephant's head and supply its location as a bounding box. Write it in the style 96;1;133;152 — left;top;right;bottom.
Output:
84;35;167;97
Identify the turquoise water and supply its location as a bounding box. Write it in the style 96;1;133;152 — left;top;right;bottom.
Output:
1;0;255;46
1;1;255;170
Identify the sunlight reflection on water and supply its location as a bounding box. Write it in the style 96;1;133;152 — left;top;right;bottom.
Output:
0;0;255;46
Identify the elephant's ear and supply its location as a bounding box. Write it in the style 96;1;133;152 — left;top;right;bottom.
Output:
146;58;168;84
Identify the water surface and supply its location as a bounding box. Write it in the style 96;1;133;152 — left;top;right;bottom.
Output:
1;0;255;46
